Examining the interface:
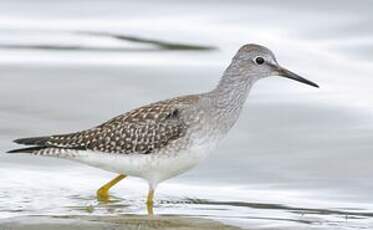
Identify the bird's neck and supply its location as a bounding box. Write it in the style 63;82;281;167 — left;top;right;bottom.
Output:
205;62;257;133
209;61;256;111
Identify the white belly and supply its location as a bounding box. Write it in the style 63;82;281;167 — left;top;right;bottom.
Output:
71;141;216;186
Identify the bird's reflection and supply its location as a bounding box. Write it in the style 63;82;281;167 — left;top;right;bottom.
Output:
96;193;154;215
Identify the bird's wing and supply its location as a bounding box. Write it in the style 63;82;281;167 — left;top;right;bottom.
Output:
11;96;199;154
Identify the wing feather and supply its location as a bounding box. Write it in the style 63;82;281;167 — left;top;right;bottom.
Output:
9;96;198;155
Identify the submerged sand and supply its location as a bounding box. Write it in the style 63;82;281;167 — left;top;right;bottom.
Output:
0;215;244;230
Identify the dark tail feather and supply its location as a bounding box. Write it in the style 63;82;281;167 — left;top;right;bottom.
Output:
13;136;50;146
7;146;47;154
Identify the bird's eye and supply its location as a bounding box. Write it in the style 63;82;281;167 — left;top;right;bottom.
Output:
254;56;265;65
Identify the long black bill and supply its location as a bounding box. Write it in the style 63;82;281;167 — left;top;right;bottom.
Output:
274;66;319;88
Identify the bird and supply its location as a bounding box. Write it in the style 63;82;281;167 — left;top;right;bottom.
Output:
7;44;319;214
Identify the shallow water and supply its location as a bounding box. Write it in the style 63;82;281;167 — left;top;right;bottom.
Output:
1;0;373;229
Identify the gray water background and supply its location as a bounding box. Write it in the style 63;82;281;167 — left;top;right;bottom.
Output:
0;0;373;229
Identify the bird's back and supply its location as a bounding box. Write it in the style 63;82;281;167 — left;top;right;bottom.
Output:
8;95;202;157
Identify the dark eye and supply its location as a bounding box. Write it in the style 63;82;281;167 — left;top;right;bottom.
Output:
254;56;265;65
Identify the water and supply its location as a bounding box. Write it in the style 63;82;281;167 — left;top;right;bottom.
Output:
0;0;373;229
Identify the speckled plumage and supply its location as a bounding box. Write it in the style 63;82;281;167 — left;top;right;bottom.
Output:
15;96;199;155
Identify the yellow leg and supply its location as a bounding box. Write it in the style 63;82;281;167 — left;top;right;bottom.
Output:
97;174;126;201
146;186;155;215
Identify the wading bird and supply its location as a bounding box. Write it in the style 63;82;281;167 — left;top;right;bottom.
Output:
8;44;319;214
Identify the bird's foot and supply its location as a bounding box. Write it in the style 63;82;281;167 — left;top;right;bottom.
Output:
96;188;110;202
96;174;126;202
146;200;154;215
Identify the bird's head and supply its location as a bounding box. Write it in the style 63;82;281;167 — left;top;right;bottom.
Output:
232;44;319;88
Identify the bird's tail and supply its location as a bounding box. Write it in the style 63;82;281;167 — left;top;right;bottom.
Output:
13;136;49;146
7;136;81;159
7;136;50;154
